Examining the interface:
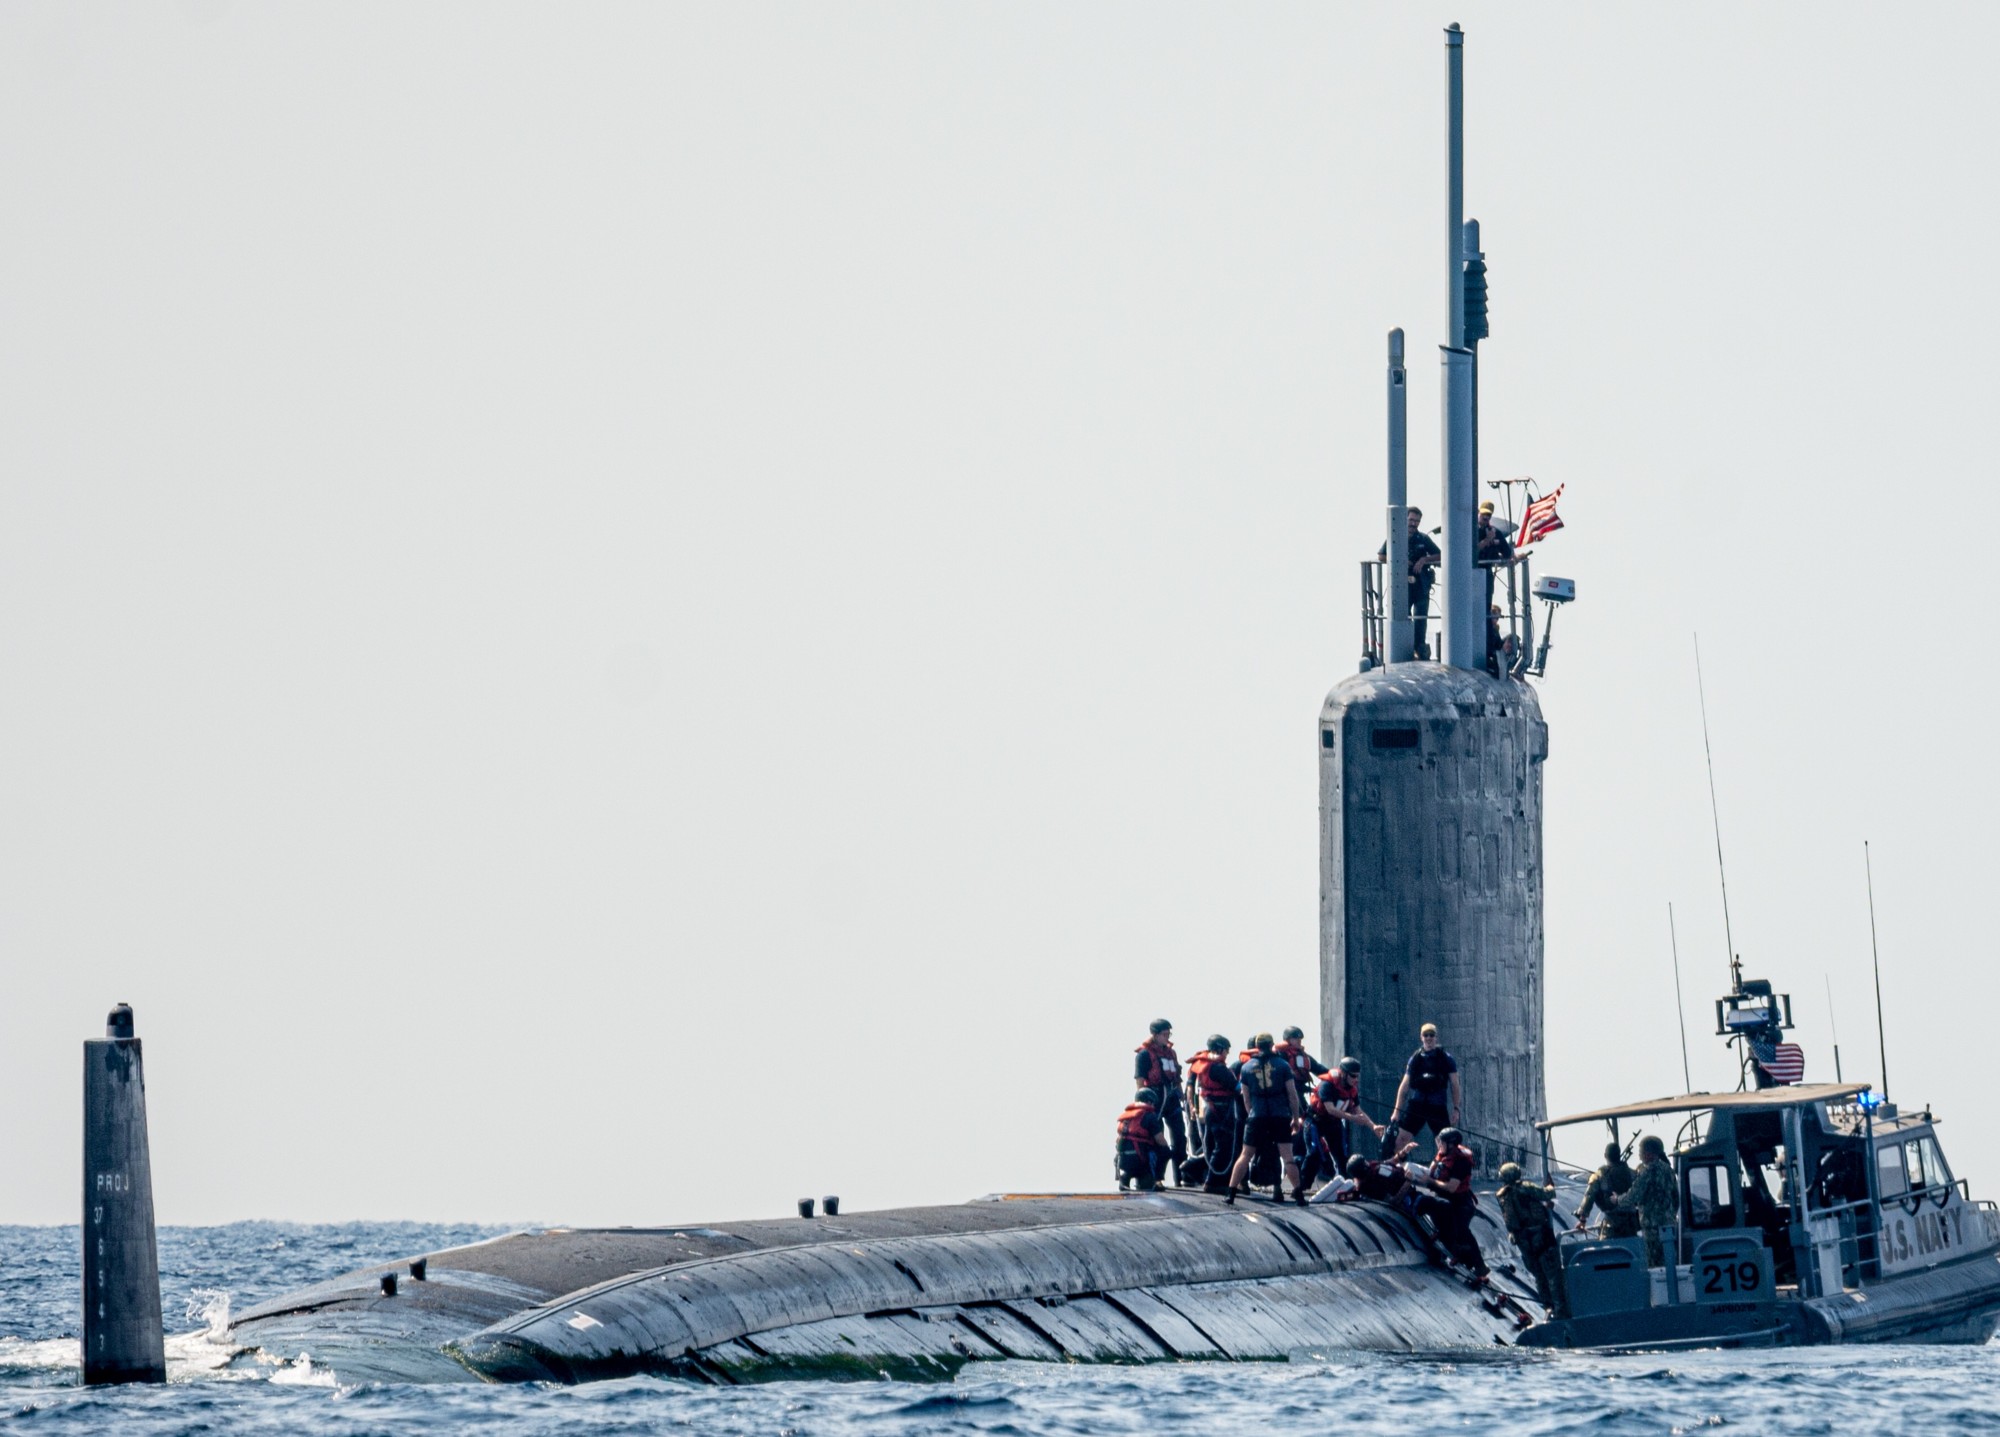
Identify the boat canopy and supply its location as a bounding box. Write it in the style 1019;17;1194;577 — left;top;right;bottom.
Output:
1538;1082;1870;1132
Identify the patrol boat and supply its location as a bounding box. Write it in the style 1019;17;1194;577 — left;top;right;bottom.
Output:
1517;973;2000;1350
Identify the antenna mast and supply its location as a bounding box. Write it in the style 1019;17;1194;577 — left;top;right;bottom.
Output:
1668;903;1692;1093
1439;24;1483;670
1384;329;1411;664
1693;634;1738;987
1824;974;1843;1083
1866;841;1890;1100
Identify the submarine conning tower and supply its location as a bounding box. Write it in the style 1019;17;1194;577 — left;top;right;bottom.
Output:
1320;24;1561;1178
1319;667;1547;1176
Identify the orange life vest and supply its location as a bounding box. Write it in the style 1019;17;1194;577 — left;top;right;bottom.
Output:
1135;1039;1180;1090
1275;1040;1320;1081
1116;1101;1159;1149
1311;1073;1358;1116
1188;1051;1238;1103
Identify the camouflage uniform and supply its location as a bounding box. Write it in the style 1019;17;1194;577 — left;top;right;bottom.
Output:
1579;1157;1639;1238
1496;1169;1568;1319
1618;1155;1679;1267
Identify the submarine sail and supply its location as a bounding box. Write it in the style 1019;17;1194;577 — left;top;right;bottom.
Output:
1319;22;1551;1179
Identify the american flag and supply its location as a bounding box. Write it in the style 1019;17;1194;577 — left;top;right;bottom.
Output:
1514;484;1565;548
1751;1038;1806;1085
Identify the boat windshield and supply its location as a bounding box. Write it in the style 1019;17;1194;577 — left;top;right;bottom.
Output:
1878;1133;1951;1197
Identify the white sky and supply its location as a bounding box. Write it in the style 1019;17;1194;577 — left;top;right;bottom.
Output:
3;3;1994;1224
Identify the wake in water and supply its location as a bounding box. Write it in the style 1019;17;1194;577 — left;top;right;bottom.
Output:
1;1268;324;1389
0;1221;506;1391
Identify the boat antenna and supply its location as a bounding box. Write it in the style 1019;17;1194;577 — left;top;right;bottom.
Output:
1693;634;1739;988
1865;840;1889;1100
1668;902;1692;1093
1824;973;1843;1083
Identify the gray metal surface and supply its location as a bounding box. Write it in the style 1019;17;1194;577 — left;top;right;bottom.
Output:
82;1015;165;1385
1385;328;1411;664
226;1192;1533;1383
1318;663;1547;1175
1803;1253;2000;1345
232;1194;1235;1331
1437;24;1482;674
1518;1238;2000;1351
1440;344;1480;669
451;1198;1520;1382
223;1265;549;1383
1445;24;1464;348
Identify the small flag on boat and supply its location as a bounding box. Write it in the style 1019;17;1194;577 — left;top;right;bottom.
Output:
1514;485;1565;548
1751;1037;1806;1085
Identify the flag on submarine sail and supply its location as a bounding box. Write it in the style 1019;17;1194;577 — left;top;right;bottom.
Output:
1515;485;1565;548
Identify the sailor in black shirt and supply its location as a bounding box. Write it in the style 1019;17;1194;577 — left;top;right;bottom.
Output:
1379;509;1441;659
1393;1022;1461;1151
1224;1033;1307;1205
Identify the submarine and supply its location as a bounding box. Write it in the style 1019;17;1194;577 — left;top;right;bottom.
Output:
223;1194;1541;1383
224;22;1564;1381
216;973;2000;1378
202;26;2000;1381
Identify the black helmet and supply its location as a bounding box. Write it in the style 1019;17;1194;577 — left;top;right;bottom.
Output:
1207;1034;1230;1055
1604;1141;1623;1162
1345;1155;1370;1178
1149;1018;1173;1036
1135;1088;1160;1108
1253;1032;1275;1052
1438;1127;1463;1147
1282;1026;1305;1042
1638;1134;1666;1158
1338;1056;1361;1076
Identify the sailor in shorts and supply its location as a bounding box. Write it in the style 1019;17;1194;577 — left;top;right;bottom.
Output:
1393;1022;1461;1153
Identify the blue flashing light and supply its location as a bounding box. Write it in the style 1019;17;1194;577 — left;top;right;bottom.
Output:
1856;1090;1883;1110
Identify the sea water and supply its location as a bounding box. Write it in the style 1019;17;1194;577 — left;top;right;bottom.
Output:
5;1222;2000;1435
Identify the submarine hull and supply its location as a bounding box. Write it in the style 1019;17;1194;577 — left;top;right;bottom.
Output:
224;1193;1538;1383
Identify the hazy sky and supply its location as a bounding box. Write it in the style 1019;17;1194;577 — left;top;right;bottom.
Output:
3;3;1994;1225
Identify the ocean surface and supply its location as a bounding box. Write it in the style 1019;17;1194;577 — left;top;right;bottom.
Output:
5;1222;2000;1435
